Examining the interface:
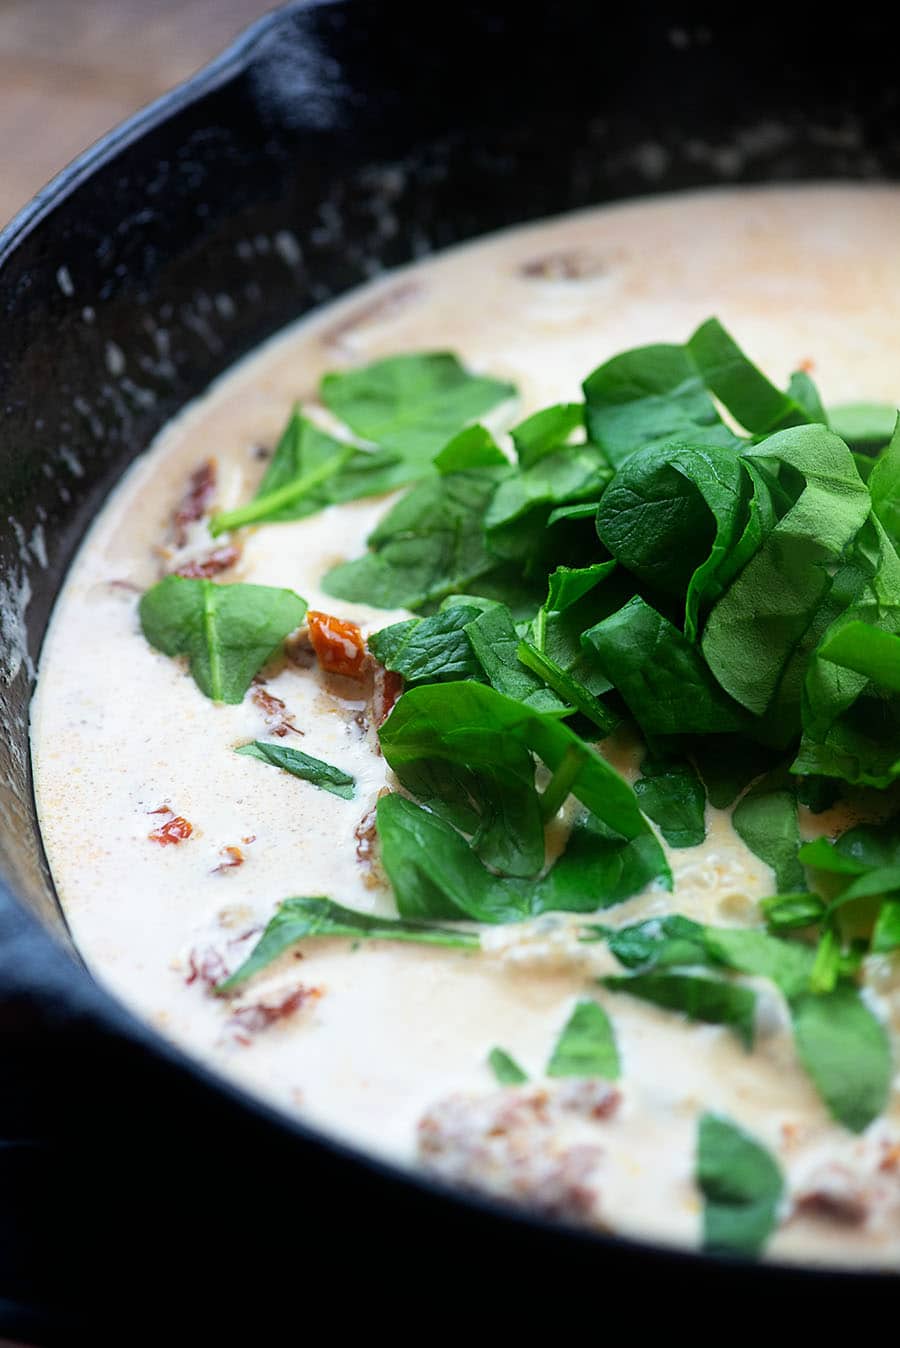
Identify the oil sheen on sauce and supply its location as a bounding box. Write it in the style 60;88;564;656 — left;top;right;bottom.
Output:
31;186;900;1267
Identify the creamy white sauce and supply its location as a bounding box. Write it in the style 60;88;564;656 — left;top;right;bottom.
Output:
31;185;900;1265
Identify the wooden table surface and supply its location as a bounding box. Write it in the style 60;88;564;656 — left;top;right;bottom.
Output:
0;0;276;224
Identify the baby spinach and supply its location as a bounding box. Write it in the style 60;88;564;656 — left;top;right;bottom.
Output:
633;756;706;848
321;351;516;467
488;1047;528;1085
464;604;565;712
686;317;815;436
235;741;355;800
605;914;709;970
697;1113;783;1257
791;986;891;1133
368;606;484;685
732;775;805;894
218;897;478;992
511;402;584;467
546;1000;619;1079
828;401;897;453
139;577;306;704
603;970;757;1047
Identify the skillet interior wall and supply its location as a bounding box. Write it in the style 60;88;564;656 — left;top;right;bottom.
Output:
2;0;900;1332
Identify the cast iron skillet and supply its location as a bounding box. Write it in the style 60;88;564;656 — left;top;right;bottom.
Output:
2;1;899;1337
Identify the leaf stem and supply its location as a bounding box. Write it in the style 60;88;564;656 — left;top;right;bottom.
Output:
209;444;357;535
540;743;585;822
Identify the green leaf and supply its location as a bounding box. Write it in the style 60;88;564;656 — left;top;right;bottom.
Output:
732;776;805;894
139;577;306;704
377;792;666;923
546;1000;619;1079
703;926;814;1001
595;442;751;641
488;1047;528;1085
866;415;900;552
603;971;757;1047
761;893;827;932
790;986;891;1133
583;342;741;468
817;620;900;694
368;606;483;686
872;898;900;953
209;411;404;535
378;681;670;888
799;816;900;874
235;741;355;800
584;597;747;737
320;351;515;467
484;442;611;562
787;370;827;426
697;1113;783;1257
511;402;584;468
686;318;813;435
827;401;897;453
633;756;706;848
606;915;709;970
464;604;565;713
517;639;618;736
690;736;774;809
323;453;510;613
218;897;478;992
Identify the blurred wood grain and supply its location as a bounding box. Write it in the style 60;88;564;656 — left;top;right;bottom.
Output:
0;0;276;223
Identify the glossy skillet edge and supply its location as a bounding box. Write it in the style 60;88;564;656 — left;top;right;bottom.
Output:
1;1;899;1332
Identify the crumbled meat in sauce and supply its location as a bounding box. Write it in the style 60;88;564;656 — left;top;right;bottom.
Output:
320;280;421;350
307;610;368;679
795;1164;872;1225
185;947;229;991
418;1080;619;1225
519;249;607;280
211;845;244;874
172;459;216;545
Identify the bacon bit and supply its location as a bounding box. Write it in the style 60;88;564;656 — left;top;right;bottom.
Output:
372;665;403;727
320;280;421;350
212;845;244;874
174;543;241;579
880;1143;900;1173
519;249;605;280
148;816;193;846
285;628;316;669
148;803;173;816
798;356;816;373
241;834;256;846
107;578;142;593
185;946;228;990
251;681;302;737
172;459;216;545
795;1166;870;1225
229;985;321;1037
307;610;367;679
354;787;390;863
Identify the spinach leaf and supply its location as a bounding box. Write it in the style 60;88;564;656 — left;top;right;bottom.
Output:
603;970;757;1047
323;448;510;613
760;893;827;932
139;577;306;704
218;897;477;992
464;604;566;713
595;442;749;639
701;425;871;722
210;412;404;536
690;736;774;809
787;370;827;426
583;342;740;468
634;756;706;848
379;682;669;888
827;402;897;453
867;413;900;546
872;898;900;953
488;1047;528;1085
517;640;618;736
791;987;891;1133
697;1113;783;1257
235;741;355;800
584;597;747;736
686;318;813;435
368;606;483;685
732;775;805;894
511;402;584;468
702;926;814;1001
377;793;665;923
605;915;709;970
817;621;900;695
546;1000;619;1079
484;442;611;562
320;351;516;467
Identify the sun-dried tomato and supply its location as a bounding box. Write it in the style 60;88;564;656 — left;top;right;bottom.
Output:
172;459;216;545
306;610;367;679
148;816;193;846
212;845;244;874
372;665;403;727
174;543;240;579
